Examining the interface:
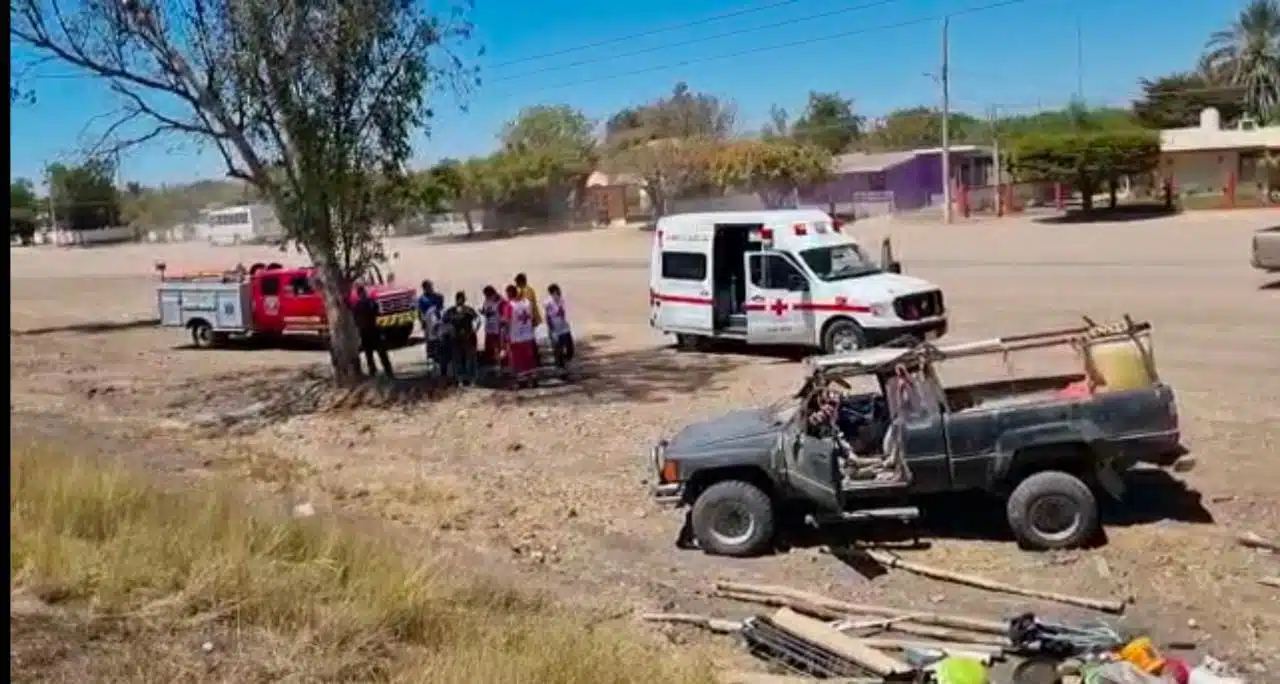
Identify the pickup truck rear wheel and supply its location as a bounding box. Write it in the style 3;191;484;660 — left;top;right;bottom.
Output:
190;321;216;348
690;480;775;557
1006;471;1098;550
822;318;866;354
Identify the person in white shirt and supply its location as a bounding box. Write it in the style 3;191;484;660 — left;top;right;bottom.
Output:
544;283;575;368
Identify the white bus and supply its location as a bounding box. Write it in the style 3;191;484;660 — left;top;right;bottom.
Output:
201;204;282;246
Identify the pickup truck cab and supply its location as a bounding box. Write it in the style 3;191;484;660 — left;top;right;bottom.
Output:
649;209;947;353
649;318;1184;555
156;262;417;347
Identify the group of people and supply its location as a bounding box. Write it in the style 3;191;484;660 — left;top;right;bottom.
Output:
416;272;575;386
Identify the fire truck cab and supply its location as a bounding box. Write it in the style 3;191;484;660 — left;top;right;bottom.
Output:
648;210;948;353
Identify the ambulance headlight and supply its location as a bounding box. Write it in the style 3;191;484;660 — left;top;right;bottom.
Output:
869;303;891;318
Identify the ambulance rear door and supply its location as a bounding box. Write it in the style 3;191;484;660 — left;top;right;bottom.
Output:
652;223;714;335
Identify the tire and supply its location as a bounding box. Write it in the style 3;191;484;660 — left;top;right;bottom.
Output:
384;325;413;348
1006;470;1099;550
690;480;776;557
822;318;866;354
190;321;216;348
675;333;707;351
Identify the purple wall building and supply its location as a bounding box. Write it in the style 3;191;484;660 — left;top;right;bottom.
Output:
799;145;994;216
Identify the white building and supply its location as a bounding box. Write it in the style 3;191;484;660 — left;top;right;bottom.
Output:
1160;108;1280;199
196;203;283;245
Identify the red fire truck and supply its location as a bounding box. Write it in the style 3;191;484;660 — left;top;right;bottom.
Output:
155;261;418;348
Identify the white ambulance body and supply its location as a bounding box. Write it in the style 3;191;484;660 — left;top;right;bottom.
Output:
648;209;947;353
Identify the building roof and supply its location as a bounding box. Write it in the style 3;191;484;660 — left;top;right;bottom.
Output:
830;145;993;174
1160;124;1280;152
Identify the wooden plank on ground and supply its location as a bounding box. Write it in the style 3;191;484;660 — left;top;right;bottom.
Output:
770;607;913;678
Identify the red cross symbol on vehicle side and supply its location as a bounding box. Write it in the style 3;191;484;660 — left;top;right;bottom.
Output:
770;298;788;316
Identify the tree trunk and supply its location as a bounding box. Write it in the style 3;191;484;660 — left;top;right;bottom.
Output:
1108;178;1118;209
312;256;366;387
1078;179;1095;212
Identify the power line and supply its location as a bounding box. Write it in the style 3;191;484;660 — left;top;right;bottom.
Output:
487;0;809;69
485;0;1041;96
489;0;911;83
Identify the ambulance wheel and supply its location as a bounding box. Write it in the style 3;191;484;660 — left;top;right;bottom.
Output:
822;318;866;354
675;334;708;351
190;321;216;348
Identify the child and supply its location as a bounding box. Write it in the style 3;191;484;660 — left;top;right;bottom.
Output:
479;285;504;367
503;283;539;384
544;283;574;369
442;291;480;386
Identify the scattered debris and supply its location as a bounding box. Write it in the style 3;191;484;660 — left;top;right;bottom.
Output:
1236;531;1280;553
640;612;742;634
1258;576;1280;589
859;549;1128;614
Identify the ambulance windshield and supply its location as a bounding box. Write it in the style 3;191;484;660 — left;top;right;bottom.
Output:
799;244;881;281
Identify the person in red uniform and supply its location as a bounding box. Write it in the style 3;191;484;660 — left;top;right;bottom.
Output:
503;283;539;384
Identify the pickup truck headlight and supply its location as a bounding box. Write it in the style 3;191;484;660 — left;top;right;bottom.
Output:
652;440;677;483
869;303;891;318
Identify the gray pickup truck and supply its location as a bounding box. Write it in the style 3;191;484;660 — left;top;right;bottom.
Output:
649;321;1183;556
1252;226;1280;273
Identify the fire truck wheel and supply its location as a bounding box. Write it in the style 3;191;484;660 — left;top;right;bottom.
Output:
384;326;413;348
190;321;216;348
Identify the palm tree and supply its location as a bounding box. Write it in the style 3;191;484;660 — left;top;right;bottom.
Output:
1202;0;1280;124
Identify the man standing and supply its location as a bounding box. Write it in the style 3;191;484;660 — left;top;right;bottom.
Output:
417;280;446;375
354;285;393;378
443;291;481;386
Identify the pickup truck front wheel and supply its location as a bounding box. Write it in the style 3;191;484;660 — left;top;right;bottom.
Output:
1006;471;1098;550
690;480;775;557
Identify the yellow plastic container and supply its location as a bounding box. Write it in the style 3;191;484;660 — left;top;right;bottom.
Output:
1116;636;1165;674
1086;332;1156;391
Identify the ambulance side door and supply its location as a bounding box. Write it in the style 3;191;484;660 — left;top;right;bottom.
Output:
653;235;714;335
745;252;811;345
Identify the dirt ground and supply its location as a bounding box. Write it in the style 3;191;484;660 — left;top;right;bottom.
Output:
11;211;1280;677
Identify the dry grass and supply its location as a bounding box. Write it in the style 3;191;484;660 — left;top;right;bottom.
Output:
9;438;715;684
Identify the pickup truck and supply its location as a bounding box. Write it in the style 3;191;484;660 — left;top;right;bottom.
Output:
1252;226;1280;273
156;262;418;348
649;319;1184;555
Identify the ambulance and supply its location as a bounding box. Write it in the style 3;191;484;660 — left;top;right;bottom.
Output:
648;209;948;353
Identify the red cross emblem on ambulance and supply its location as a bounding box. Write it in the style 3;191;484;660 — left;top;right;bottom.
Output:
770;299;788;316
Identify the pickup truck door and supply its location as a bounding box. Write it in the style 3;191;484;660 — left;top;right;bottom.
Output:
784;420;842;511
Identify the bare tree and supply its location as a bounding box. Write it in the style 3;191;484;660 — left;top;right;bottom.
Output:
11;0;475;386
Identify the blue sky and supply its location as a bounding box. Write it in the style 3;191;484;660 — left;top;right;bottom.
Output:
10;0;1248;187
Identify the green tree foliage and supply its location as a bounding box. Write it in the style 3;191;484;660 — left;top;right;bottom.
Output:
1202;0;1280;123
10;178;40;244
862;108;984;151
791;92;864;154
603;83;737;216
11;0;476;386
46;159;121;232
997;105;1138;139
710;140;831;207
119;180;261;230
1132;72;1247;128
1008;131;1160;211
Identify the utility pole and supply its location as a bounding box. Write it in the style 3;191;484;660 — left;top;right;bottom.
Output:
1075;19;1084;101
989;105;1002;217
941;16;952;224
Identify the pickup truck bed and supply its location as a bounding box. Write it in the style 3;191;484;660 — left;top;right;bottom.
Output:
1253;226;1280;273
157;281;252;331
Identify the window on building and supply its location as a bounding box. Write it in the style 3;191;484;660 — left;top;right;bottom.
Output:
867;172;888;192
660;252;707;281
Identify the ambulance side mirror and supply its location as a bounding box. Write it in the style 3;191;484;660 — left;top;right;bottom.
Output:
880;237;903;274
788;275;810;292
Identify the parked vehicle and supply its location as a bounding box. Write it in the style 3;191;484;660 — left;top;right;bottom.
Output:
649;317;1184;555
155;262;417;348
1251;226;1280;273
648;209;947;354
